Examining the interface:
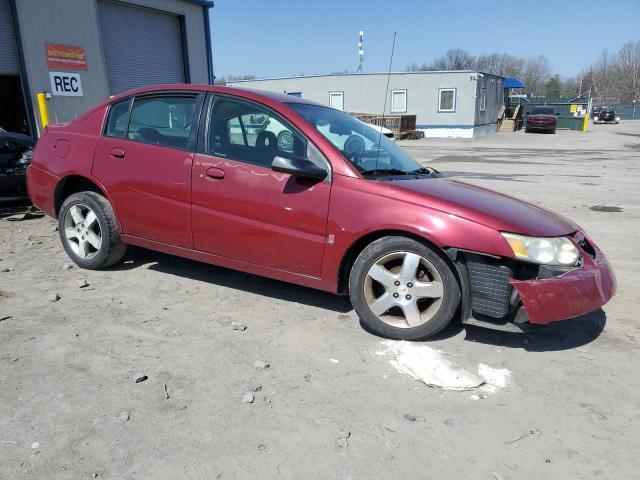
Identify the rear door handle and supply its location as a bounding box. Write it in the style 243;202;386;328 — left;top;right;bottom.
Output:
206;167;225;179
110;147;125;158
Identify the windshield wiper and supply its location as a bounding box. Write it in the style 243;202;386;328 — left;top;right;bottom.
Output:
362;167;438;177
361;168;414;176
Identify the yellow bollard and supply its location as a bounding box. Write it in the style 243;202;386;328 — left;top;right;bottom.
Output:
582;113;589;133
37;92;49;129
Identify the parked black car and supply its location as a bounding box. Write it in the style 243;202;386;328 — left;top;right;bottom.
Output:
593;107;619;124
0;127;35;199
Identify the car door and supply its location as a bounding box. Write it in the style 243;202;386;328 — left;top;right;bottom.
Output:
191;94;332;277
92;92;203;248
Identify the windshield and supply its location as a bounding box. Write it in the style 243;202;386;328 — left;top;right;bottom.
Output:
532;107;555;115
287;103;424;175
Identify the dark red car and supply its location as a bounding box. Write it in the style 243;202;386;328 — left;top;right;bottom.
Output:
525;106;558;134
27;85;615;340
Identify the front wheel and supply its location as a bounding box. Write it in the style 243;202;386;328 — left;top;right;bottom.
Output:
58;191;127;269
349;236;460;340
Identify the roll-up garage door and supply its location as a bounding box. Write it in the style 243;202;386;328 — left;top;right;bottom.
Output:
97;1;185;95
0;0;19;75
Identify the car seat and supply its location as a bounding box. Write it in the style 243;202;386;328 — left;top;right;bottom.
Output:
255;130;277;166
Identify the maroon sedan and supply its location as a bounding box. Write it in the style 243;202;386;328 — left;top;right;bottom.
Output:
525;106;558;134
27;85;615;340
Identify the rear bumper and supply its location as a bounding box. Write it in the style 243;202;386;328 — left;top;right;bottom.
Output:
509;236;616;324
26;165;59;217
526;123;555;131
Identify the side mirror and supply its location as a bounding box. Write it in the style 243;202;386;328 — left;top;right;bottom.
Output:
271;155;327;181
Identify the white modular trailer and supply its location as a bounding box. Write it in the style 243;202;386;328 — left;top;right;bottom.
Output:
228;71;504;138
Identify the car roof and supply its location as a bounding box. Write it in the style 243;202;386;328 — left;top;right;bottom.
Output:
108;83;326;108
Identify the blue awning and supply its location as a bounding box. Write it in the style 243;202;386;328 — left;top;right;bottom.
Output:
503;77;524;89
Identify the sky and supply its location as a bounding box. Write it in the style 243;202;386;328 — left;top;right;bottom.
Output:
210;0;640;80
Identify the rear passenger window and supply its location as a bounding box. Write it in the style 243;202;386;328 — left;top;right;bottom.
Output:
127;96;197;150
105;99;130;138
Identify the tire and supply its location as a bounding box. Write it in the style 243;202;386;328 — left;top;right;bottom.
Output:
58;191;126;269
551;128;556;134
348;236;460;340
525;128;530;133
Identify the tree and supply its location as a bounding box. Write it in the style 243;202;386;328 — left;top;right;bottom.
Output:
545;75;562;97
407;48;476;71
475;53;524;77
405;50;552;95
520;55;551;95
432;48;476;70
581;42;640;104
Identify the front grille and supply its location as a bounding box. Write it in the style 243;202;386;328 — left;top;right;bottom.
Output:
465;254;513;319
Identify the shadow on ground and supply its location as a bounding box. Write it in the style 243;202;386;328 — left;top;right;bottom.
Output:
111;247;607;349
462;308;606;352
110;246;353;313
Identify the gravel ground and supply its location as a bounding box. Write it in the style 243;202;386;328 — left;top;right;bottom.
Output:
1;122;639;479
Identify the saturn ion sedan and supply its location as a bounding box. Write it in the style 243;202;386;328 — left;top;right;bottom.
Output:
27;85;616;340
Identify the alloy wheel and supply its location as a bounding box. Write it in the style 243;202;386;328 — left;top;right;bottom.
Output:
63;204;102;260
363;251;444;328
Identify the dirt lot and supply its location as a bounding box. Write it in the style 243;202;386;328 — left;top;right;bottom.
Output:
1;123;639;479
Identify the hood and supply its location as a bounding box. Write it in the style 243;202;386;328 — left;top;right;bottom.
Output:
385;177;577;237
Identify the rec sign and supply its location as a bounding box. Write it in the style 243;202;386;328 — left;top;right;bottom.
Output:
49;72;84;97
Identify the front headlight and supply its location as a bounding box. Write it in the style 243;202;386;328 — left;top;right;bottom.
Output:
501;233;580;266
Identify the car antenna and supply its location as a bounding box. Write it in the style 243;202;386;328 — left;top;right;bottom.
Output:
374;31;397;180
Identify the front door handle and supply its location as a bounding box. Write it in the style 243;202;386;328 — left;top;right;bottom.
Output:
206;167;225;179
110;147;125;158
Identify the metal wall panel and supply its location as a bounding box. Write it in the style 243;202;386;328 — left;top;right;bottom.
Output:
97;0;185;94
13;0;209;128
0;0;18;75
13;0;111;126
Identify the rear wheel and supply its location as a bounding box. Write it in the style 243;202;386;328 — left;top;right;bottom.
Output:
58;192;126;269
349;236;460;340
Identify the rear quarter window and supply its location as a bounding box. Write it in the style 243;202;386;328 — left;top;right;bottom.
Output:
104;99;130;138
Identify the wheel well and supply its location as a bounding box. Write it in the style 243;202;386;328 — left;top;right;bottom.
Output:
53;175;105;216
336;230;459;295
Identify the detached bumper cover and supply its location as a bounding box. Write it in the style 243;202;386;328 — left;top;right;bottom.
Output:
509;237;616;324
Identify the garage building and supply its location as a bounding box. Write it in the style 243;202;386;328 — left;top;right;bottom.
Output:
0;0;213;138
228;71;506;138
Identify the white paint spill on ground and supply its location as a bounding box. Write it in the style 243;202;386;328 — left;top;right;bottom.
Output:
477;363;511;389
377;341;512;394
379;341;483;391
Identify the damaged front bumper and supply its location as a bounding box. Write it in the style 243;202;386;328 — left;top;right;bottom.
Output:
449;230;616;330
510;233;616;324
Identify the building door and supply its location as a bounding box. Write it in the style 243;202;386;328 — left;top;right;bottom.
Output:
97;1;186;95
0;0;29;135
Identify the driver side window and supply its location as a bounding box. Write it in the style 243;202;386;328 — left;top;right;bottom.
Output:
208;97;306;167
